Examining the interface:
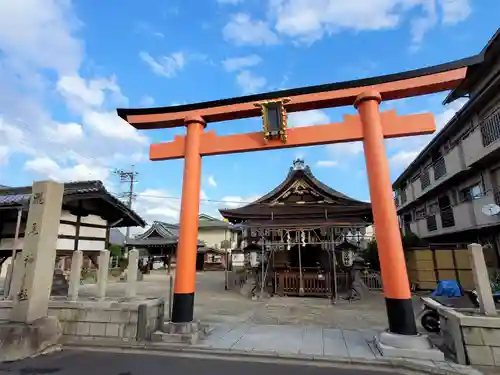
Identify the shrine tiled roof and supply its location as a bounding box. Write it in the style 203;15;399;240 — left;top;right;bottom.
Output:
219;159;371;223
132;220;204;247
0;180;145;228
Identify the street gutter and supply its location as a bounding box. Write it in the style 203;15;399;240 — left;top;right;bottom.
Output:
60;339;482;375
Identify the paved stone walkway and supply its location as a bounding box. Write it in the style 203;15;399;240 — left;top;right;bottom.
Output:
77;271;391;330
192;323;483;375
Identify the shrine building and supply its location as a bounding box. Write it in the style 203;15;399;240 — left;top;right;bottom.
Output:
219;158;373;299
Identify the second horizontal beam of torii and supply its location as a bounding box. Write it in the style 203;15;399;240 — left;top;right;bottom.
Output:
150;109;434;161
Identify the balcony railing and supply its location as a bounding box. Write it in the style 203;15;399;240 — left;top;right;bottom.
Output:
433;158;447;180
421;170;430;190
440;207;455;228
426;215;437;232
401;190;407;205
480;108;500;147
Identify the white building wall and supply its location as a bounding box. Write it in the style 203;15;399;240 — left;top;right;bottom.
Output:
0;209;108;256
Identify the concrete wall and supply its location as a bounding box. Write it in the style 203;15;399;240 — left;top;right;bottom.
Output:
436;305;500;367
0;298;164;343
198;227;237;249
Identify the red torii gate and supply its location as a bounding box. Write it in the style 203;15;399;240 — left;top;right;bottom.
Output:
118;55;479;337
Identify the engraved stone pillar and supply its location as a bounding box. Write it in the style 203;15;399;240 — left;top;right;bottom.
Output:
10;181;64;323
126;248;139;299
469;243;497;316
97;250;110;299
68;250;83;301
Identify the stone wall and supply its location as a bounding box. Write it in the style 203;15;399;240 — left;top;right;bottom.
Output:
432;299;500;367
461;317;500;366
0;298;164;344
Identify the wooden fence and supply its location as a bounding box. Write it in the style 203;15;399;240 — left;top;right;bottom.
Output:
405;244;500;291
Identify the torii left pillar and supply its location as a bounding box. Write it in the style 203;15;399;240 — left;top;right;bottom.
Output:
171;115;205;323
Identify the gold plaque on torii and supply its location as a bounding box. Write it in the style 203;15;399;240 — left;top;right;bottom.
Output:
254;98;291;144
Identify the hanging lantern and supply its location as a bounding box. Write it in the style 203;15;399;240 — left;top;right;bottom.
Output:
342;250;354;267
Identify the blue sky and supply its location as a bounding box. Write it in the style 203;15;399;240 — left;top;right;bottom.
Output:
0;0;498;226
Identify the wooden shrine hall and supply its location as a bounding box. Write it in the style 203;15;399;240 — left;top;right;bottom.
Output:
219;158;373;298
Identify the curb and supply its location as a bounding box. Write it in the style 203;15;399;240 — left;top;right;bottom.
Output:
61;339;479;375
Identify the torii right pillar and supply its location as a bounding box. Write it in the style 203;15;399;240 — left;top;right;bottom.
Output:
355;91;444;360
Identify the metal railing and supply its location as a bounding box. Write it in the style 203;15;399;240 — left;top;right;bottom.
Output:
433;157;447;180
401;190;407;204
440;207;455;228
336;271;383;291
480;108;500;147
421;170;431;190
426;215;438;232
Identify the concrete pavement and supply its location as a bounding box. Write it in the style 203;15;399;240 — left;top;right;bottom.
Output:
0;349;418;375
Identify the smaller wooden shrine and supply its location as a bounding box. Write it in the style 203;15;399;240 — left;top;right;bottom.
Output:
220;159;373;299
127;221;205;271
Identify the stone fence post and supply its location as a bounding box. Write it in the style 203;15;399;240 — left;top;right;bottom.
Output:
97;250;110;300
126;248;139;299
469;243;497;316
68;250;83;301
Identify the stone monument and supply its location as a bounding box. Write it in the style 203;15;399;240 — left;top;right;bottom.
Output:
0;180;64;362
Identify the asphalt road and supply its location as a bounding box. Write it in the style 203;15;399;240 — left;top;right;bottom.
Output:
0;350;405;375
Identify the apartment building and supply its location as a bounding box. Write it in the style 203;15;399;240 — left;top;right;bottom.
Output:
393;29;500;249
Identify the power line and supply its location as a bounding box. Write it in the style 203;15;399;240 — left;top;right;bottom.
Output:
113;192;370;207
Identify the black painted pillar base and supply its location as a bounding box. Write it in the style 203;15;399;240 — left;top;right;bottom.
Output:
171;292;195;323
385;297;418;335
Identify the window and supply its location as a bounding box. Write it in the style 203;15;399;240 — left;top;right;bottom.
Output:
459;183;483;202
421;170;431;189
410;173;421;183
427;202;439;215
415;208;425;219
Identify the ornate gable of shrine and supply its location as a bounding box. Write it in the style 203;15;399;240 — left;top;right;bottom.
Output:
219;158;371;221
271;178;333;204
257;158;358;206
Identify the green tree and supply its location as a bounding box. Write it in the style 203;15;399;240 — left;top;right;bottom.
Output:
363;232;424;271
364;239;380;271
109;244;123;258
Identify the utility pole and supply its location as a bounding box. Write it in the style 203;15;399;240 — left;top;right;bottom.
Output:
113;166;138;253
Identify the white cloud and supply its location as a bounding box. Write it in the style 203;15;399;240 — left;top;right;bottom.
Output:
387;97;468;171
43;122;83;143
0;0;83;76
316;160;338;167
236;70;267;94
288;109;330;127
219;195;261;209
135;188;181;222
0;0;148;186
207;175;217;187
133;188;221;225
24;156;110;182
223;0;472;48
139;95;155;107
0;146;9;165
82;110;148;144
327;141;364;155
440;0;472;24
139;51;185;78
435;98;467;131
223;13;279;46
389;150;421;168
222;55;262;72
